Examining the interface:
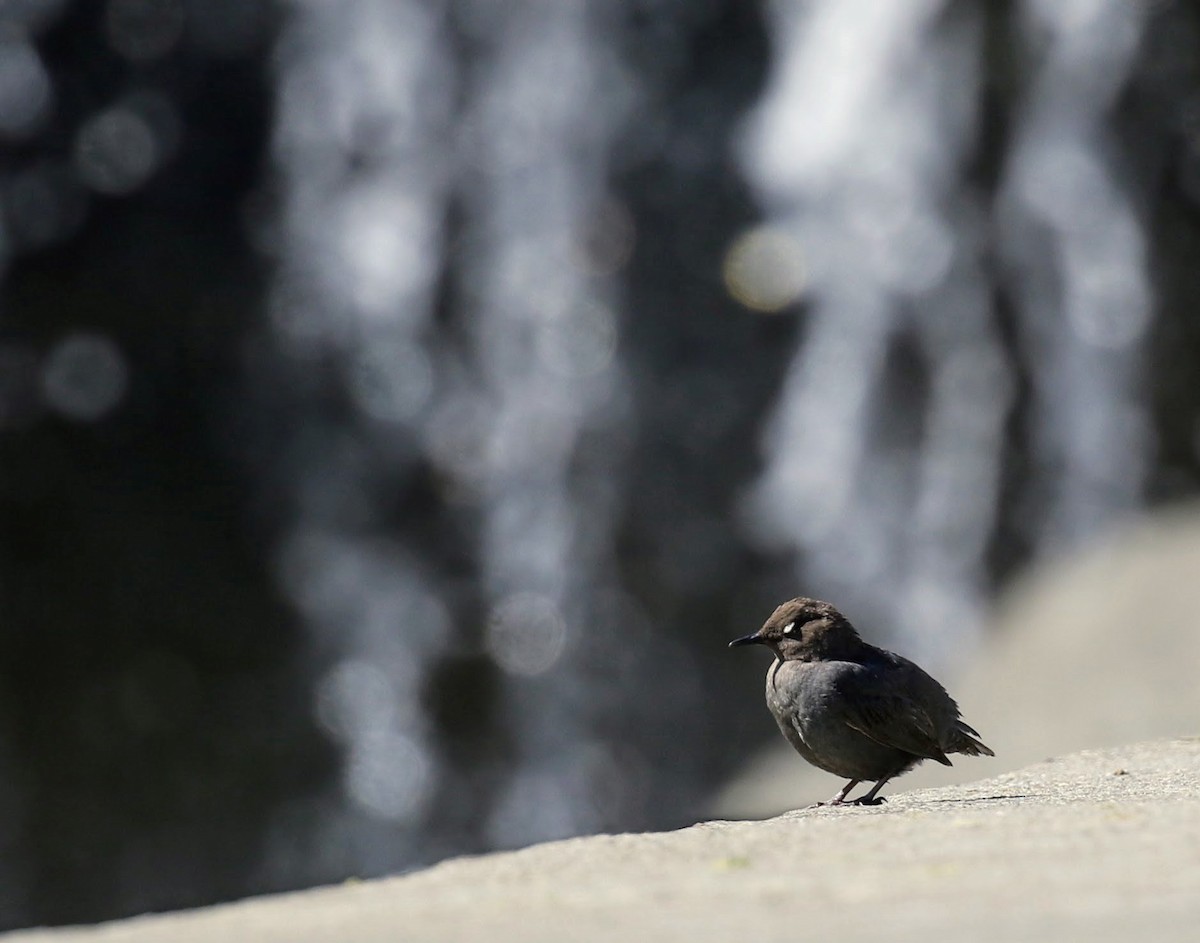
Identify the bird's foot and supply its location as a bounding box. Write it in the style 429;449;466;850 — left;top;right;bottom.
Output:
808;795;850;808
849;796;887;806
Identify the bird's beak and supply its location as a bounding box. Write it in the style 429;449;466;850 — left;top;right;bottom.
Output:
728;632;764;648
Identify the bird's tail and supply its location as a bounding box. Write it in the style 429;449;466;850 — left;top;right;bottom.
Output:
948;719;995;757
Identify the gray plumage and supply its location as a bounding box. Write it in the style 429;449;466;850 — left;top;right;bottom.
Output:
729;597;993;806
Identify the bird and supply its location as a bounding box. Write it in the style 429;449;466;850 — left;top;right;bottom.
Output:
729;597;993;807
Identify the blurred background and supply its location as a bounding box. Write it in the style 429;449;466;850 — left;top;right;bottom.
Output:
2;0;1200;931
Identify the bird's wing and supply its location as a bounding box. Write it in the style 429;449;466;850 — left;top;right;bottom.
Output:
830;666;954;765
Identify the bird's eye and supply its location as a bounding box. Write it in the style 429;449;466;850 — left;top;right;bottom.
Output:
782;621;797;635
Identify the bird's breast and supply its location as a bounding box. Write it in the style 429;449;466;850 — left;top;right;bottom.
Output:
765;659;834;720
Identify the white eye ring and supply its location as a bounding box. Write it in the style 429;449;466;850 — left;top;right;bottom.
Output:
782;621;797;635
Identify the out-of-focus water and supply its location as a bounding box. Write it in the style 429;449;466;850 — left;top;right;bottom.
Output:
263;0;698;876
266;0;457;876
740;0;1151;664
996;0;1152;546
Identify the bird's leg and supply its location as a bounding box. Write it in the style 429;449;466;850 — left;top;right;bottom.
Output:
809;779;859;808
850;771;900;806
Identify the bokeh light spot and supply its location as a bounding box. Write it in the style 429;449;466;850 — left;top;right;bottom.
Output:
347;339;433;423
315;659;400;742
343;732;431;822
41;333;129;421
485;592;568;676
537;301;618;378
722;225;807;312
1066;273;1150;350
74;107;160;196
332;186;436;320
0;38;52;139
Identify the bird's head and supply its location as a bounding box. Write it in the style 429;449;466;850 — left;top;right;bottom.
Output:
728;597;861;661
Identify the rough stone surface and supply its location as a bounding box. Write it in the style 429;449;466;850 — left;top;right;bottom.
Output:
6;739;1199;943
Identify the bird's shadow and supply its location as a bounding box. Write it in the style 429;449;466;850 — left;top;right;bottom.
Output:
791;793;1036;813
921;794;1035;804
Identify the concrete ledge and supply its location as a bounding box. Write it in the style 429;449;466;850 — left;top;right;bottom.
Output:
7;738;1199;943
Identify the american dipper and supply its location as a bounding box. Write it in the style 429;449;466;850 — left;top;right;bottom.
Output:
729;597;993;806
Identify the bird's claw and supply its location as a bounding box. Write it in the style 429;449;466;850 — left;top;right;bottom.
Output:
809;794;853;808
849;796;887;806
